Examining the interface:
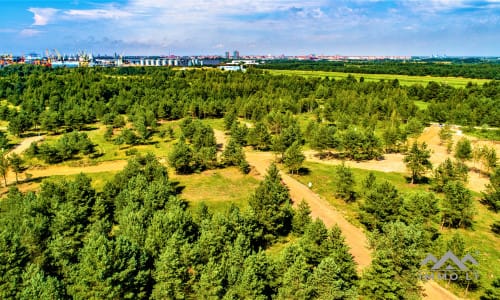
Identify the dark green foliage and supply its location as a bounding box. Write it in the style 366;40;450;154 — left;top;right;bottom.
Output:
175;118;218;171
340;127;382;161
334;162;357;202
491;221;500;235
249;163;293;242
432;158;468;192
308;255;358;300
0;131;10;150
276;254;311;299
360;181;403;231
32;131;95;163
248;122;271;150
441;181;474;228
168;138;194;174
283;141;305;174
481;277;500;300
360;222;426;300
292;199;312;234
19;263;65;300
455;137;473;162
152;234;193;299
307;122;340;152
222;137;250;174
224;109;237;131
120;128;139;146
8;152;23;183
8;111;32;137
401;192;440;225
481;167;500;212
361;172;377;193
69;233;151;299
404;141;433;184
256;59;500;80
230;121;249;146
104;125;113;141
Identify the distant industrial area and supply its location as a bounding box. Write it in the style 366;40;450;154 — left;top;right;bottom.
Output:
1;49;499;69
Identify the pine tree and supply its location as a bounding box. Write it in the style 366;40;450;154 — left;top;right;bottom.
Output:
334;162;357;202
249;163;293;242
292;199;312;234
276;255;311;300
481;277;500;300
283;141;305;174
455;138;472;162
222;137;249;173
442;181;474;228
482;167;500;212
308;256;358;300
360;181;403;231
404;141;432;184
169;138;193;174
0;151;9;186
8;153;24;184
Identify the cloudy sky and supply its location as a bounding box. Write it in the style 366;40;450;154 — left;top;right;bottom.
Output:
1;0;499;56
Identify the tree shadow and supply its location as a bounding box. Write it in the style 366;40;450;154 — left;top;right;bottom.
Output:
170;180;185;195
297;167;310;175
404;176;431;184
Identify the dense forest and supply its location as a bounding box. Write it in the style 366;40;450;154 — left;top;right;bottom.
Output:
257;60;500;80
0;65;499;299
0;65;498;145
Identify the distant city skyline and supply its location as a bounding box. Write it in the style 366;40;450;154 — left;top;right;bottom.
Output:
1;0;499;56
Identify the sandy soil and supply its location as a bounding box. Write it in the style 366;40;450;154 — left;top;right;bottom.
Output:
246;151;372;270
417;124;499;193
3;128;469;299
215;129;459;300
7;135;44;156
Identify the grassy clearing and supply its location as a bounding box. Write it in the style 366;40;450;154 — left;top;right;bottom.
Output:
414;100;430;110
463;127;500;141
290;161;429;226
266;69;490;88
171;166;259;212
291;161;499;299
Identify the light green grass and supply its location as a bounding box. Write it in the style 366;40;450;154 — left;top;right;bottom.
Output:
290;161;429;226
291;161;499;299
266;69;490;88
200;118;225;131
414;100;430;110
171;166;259;212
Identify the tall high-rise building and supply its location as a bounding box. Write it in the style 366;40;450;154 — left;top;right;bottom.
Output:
225;51;230;59
233;50;240;59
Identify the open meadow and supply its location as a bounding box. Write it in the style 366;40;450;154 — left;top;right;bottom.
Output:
266;69;491;88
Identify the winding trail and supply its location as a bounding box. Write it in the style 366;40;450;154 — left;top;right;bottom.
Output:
7;135;44;156
5;129;462;299
214;129;460;300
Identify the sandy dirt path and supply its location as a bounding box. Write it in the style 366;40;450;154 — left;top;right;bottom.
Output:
246;151;372;270
214;129;460;300
7;135;44;156
5;129;463;299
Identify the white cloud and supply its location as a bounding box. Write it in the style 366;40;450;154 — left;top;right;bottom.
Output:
63;9;132;20
20;28;42;37
28;8;59;26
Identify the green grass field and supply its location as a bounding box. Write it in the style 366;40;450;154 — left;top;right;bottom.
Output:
266;69;491;88
290;161;499;299
42;166;259;213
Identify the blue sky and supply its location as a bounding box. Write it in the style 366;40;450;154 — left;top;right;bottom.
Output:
0;0;499;56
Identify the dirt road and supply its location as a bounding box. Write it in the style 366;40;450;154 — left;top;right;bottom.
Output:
215;129;459;300
5;129;460;299
7;135;44;156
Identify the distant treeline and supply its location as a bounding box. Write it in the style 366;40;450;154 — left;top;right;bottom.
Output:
256;60;500;80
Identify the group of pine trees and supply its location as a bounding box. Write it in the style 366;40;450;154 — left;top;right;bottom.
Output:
0;155;361;299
